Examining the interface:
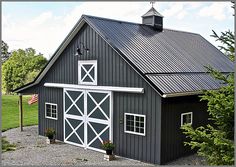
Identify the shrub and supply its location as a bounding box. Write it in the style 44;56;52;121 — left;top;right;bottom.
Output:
45;128;56;139
101;140;115;150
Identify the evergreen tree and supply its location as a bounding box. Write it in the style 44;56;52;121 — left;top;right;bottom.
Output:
181;30;234;165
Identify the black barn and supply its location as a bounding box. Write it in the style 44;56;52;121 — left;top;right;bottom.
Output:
14;7;233;164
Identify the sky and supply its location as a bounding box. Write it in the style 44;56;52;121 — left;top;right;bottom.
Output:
2;1;234;59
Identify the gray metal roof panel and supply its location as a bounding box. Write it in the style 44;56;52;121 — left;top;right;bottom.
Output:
147;73;223;94
84;15;234;74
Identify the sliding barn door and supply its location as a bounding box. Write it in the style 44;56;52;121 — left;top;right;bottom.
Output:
64;89;112;152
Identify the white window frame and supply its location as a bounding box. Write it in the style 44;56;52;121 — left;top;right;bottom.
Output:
181;112;193;126
45;102;58;120
78;60;97;85
124;113;146;136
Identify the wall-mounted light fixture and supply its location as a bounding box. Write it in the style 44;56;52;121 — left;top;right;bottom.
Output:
75;42;90;56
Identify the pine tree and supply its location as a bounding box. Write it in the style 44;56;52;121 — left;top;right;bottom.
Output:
181;30;234;165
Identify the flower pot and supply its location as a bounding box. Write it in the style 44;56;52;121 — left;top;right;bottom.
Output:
46;137;55;144
106;149;113;155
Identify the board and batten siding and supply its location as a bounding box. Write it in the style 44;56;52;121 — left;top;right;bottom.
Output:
33;23;162;164
161;95;209;164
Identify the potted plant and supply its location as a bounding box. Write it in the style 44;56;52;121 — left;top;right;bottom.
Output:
101;140;115;155
45;128;56;144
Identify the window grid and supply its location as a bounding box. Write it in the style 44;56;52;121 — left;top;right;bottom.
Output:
181;112;192;126
125;113;145;136
45;103;58;120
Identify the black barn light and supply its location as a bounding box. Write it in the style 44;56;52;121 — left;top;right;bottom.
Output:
75;42;89;56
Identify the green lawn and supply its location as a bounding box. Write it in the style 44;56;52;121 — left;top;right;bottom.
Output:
2;95;38;131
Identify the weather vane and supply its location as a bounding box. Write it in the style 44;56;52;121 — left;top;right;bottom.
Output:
150;1;156;8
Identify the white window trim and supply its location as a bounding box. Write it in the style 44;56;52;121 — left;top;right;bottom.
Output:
45;102;58;120
78;60;97;85
124;113;146;136
181;112;193;126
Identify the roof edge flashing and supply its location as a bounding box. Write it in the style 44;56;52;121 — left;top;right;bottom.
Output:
162;91;204;98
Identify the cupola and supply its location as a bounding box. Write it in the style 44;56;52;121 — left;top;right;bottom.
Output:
142;7;163;31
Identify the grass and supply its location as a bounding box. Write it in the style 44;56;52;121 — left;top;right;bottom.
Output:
2;136;16;152
2;95;38;131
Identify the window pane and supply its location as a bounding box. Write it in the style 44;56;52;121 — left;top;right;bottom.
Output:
52;113;57;118
140;128;144;133
183;114;191;124
46;105;51;110
52;109;57;114
46;110;51;117
129;115;134;121
52;105;57;110
130;126;134;131
140;123;144;128
140;117;144;122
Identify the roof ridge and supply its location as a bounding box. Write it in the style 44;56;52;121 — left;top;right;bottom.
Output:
82;14;141;26
83;14;201;36
164;28;200;36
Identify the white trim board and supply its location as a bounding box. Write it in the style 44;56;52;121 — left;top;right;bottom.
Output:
181;112;193;126
44;83;144;93
78;60;98;85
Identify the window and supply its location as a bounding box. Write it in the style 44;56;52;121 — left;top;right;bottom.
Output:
181;112;193;126
45;103;57;120
124;113;146;136
78;60;97;85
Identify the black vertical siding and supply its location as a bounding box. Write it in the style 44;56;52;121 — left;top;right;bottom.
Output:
161;95;209;164
34;23;162;164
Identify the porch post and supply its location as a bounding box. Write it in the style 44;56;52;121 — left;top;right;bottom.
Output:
19;94;23;131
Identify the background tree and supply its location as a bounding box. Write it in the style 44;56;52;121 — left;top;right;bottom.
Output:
1;40;11;63
2;48;47;94
181;30;234;165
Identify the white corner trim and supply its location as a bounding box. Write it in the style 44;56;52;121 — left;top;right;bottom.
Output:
181;112;193;126
44;83;144;93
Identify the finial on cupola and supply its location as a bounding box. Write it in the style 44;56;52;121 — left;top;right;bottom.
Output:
142;1;163;31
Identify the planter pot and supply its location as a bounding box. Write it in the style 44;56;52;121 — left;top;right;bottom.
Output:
46;138;55;144
106;149;113;155
104;154;115;161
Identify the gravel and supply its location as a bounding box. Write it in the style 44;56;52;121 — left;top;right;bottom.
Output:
2;126;206;166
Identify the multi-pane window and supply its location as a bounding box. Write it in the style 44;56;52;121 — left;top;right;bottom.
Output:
181;112;192;126
124;113;145;136
78;60;97;85
45;103;57;120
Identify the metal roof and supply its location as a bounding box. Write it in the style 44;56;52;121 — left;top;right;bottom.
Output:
147;73;223;94
142;7;163;17
84;15;233;74
14;14;234;97
83;15;233;95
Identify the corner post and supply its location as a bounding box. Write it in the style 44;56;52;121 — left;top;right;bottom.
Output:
19;94;23;131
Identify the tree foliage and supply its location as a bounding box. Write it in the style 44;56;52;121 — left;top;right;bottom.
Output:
2;48;47;94
1;40;11;63
211;30;234;61
181;30;234;165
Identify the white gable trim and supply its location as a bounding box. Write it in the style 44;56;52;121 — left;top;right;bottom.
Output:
44;83;144;93
14;18;87;93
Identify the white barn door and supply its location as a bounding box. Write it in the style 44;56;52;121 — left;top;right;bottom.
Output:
64;88;112;152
